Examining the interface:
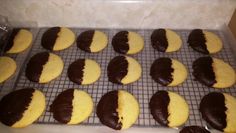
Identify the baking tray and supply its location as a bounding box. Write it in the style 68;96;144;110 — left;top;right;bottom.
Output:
1;27;236;129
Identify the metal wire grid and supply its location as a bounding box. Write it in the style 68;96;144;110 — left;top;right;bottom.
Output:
0;28;39;97
3;28;236;128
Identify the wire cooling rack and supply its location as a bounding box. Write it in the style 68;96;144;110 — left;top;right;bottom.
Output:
1;28;236;129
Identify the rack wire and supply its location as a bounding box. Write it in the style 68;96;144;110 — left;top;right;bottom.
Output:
1;28;236;128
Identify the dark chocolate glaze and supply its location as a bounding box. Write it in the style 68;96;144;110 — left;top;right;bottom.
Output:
192;56;216;87
199;92;227;131
107;56;128;84
149;90;170;126
67;59;85;85
0;88;35;126
188;29;209;54
4;28;21;52
112;31;129;54
50;89;74;124
76;30;94;53
151;29;168;52
96;90;122;130
180;126;210;133
150;57;174;86
25;52;50;82
41;27;60;51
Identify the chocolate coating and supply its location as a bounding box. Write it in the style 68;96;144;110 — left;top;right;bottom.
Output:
4;28;20;52
199;92;227;131
192;56;216;87
180;126;210;133
50;89;74;124
25;52;49;82
41;27;60;50
150;57;174;86
107;56;128;84
76;30;94;53
149;90;170;126
112;31;129;54
0;88;34;126
188;29;209;54
67;59;85;85
151;29;168;52
96;90;122;130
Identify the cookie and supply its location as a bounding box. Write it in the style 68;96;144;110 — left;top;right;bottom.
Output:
151;29;182;52
97;90;139;130
188;29;223;54
26;52;64;83
0;56;17;83
149;90;189;127
107;56;142;84
200;92;236;132
67;59;101;85
0;88;45;128
150;57;188;86
50;89;93;124
77;30;108;53
4;28;33;54
193;56;235;88
180;126;210;133
41;27;75;51
112;31;144;54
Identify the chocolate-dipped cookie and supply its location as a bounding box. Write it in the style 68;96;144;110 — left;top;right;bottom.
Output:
200;92;236;132
96;90;139;130
188;29;222;54
180;126;210;133
192;56;235;88
107;55;142;84
0;56;17;83
151;29;182;52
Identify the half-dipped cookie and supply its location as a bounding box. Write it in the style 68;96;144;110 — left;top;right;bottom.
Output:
193;56;235;88
112;31;144;54
107;56;142;84
67;59;101;85
200;92;236;132
150;57;188;86
25;52;64;83
77;30;108;53
151;29;182;52
0;56;17;83
180;126;210;133
0;88;45;128
97;90;139;130
4;28;33;54
149;90;189;127
50;89;93;124
41;27;75;51
188;29;223;54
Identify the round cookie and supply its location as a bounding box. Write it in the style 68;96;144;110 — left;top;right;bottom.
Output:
107;55;142;84
151;29;182;52
41;27;75;51
77;30;108;53
67;59;101;85
200;92;236;132
150;57;188;86
112;31;144;54
0;88;45;128
26;52;64;83
193;56;235;88
97;90;139;130
180;126;210;133
50;89;93;124
149;90;189;127
0;56;17;83
188;29;223;54
4;28;33;54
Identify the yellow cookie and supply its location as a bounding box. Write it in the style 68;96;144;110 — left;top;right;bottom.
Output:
5;28;33;54
0;56;17;83
0;88;45;128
